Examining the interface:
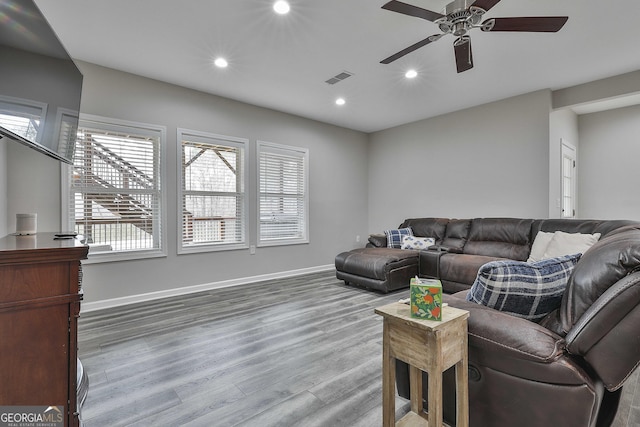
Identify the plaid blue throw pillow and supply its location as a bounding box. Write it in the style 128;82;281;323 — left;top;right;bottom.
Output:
384;227;413;249
466;253;582;322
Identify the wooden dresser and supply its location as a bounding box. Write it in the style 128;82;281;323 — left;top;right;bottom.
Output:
0;233;88;427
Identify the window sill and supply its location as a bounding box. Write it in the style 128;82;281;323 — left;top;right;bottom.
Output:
83;248;167;264
257;238;309;248
178;243;249;255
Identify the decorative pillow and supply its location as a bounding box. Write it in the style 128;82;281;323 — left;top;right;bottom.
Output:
542;231;600;259
384;227;413;249
527;231;555;262
466;253;582;322
401;235;436;250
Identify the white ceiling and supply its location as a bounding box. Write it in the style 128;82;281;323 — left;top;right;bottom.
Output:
33;0;640;133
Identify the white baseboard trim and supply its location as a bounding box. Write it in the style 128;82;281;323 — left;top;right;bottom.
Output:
81;264;335;313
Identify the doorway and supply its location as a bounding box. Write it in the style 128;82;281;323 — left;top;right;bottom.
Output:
561;139;577;218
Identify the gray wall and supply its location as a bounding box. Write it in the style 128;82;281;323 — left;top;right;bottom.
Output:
578;105;640;220
6;62;370;305
367;90;552;232
6;142;62;233
553;70;640;110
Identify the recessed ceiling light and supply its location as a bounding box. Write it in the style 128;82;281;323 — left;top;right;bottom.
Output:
335;98;346;106
214;57;228;68
405;69;418;79
273;1;290;15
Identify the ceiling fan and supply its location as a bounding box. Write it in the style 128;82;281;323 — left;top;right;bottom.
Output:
380;0;568;73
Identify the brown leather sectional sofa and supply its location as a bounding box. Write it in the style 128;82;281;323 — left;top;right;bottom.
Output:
335;217;636;293
335;217;640;426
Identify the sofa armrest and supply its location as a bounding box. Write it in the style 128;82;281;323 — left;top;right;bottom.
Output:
446;296;592;385
367;234;387;248
433;245;463;254
448;297;564;361
565;272;640;391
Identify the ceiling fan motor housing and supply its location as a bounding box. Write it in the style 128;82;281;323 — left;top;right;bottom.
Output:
438;0;486;36
445;0;476;14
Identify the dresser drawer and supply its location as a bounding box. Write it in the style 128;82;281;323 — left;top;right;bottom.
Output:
0;262;72;303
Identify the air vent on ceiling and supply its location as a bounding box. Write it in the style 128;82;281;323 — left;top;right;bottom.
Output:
325;71;353;85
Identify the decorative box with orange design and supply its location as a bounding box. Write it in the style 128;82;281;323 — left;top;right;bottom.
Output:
410;277;443;321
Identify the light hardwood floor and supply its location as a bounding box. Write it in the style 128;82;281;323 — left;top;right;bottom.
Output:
78;271;639;426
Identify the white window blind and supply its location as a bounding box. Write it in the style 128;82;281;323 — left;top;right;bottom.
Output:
257;141;308;246
70;119;163;256
179;130;246;252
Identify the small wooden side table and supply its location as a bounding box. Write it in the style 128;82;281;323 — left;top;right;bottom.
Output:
375;302;469;427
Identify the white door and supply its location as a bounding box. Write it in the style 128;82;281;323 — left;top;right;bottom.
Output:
561;140;577;218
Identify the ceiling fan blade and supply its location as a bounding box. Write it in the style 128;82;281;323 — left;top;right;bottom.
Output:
380;34;440;64
482;16;568;32
454;36;473;73
471;0;502;12
381;0;444;22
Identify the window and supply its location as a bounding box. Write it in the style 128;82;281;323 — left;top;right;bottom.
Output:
68;115;165;260
0;95;47;143
178;129;247;253
257;141;308;246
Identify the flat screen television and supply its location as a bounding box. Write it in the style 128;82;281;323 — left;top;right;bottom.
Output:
0;0;82;164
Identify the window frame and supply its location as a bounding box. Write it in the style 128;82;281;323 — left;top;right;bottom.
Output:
62;114;167;263
177;128;249;254
256;140;309;247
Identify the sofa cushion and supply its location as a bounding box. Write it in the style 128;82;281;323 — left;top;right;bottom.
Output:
464;218;533;261
441;219;471;252
438;253;507;289
401;235;435;250
384;227;413;248
527;231;555;262
466;254;582;322
543;231;600;259
399;218;449;243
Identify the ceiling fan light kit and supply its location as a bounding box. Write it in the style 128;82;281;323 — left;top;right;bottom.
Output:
381;0;568;72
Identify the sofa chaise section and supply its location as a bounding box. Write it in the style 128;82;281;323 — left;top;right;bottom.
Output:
334;247;418;293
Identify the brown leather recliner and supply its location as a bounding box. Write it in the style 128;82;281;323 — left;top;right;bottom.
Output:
396;225;640;427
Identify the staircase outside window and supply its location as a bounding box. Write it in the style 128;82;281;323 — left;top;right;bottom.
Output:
68;116;165;259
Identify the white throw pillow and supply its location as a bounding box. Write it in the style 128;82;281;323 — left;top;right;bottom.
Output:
527;231;555;263
542;231;601;259
401;235;435;250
